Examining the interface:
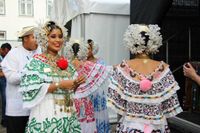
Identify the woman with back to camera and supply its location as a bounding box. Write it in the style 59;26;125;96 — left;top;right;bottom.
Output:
65;39;111;133
19;21;85;133
107;24;182;133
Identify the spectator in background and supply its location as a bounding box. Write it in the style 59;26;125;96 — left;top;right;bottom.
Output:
1;26;41;133
0;43;12;127
87;39;105;65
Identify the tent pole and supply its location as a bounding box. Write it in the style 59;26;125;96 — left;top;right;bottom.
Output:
188;26;191;61
166;41;169;64
80;14;85;39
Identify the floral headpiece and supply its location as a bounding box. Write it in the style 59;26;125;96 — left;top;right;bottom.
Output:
34;21;68;52
123;24;162;55
65;39;88;61
87;40;99;55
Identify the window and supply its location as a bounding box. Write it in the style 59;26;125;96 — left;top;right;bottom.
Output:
47;0;53;17
19;0;33;16
0;31;6;40
0;0;5;15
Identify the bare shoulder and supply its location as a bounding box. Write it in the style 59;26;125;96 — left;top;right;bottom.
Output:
126;59;169;72
151;60;169;67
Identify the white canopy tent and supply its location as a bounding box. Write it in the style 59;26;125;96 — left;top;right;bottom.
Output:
52;0;130;65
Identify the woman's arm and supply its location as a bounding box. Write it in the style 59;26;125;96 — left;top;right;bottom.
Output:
48;75;86;93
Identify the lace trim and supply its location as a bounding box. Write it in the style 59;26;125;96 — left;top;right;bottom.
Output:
74;62;112;98
121;60;165;81
109;66;180;103
107;99;182;124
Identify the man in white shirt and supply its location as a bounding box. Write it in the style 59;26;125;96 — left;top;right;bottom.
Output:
1;26;41;133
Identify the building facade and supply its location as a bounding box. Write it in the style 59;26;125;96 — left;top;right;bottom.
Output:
0;0;53;47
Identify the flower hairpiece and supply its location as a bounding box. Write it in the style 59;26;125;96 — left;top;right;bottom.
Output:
65;39;88;61
34;21;68;52
123;24;162;55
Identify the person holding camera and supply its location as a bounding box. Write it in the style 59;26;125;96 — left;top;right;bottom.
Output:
183;62;200;86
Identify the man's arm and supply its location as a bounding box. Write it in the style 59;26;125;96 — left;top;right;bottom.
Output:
1;50;22;85
183;63;200;86
0;71;4;77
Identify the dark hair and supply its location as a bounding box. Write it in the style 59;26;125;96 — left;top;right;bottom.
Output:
87;39;93;44
45;21;63;35
140;31;149;46
1;43;12;50
87;39;93;49
72;43;80;57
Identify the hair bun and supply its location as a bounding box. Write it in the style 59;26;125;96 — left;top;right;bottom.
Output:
123;24;162;55
45;21;56;27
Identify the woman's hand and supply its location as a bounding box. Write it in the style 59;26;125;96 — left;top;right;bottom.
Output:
60;75;85;90
72;75;86;92
48;75;86;93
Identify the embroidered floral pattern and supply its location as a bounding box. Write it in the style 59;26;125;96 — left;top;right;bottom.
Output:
74;97;95;122
108;90;180;120
20;54;76;102
26;113;81;133
91;93;107;111
96;119;110;133
90;92;110;133
74;61;111;133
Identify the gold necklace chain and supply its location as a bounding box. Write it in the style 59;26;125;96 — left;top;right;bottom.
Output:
45;53;70;77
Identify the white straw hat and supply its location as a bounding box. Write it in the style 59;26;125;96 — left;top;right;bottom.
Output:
17;26;35;38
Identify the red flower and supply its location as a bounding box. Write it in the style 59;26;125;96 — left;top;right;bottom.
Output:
56;57;68;70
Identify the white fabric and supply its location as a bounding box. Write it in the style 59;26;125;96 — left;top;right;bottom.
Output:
71;14;130;65
51;0;69;25
52;0;130;23
27;94;80;132
52;0;130;65
79;119;97;133
29;94;70;122
1;46;41;116
118;118;168;133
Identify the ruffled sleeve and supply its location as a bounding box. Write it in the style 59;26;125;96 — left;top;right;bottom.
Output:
162;93;182;118
74;61;112;98
20;56;53;109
